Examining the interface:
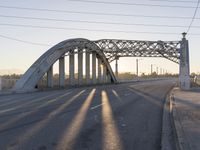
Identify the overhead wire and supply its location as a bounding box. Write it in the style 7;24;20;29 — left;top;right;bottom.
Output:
1;15;200;28
149;0;197;3
0;23;182;34
1;0;200;47
0;13;197;20
68;0;198;8
0;34;51;46
186;0;200;33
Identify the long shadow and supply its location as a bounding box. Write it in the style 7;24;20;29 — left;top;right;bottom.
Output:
4;89;90;150
0;89;73;118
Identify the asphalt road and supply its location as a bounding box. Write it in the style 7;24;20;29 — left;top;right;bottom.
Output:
0;79;176;150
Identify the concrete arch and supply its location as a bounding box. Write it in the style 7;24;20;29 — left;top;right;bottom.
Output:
13;38;117;91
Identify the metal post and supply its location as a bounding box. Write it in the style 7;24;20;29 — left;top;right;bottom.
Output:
92;52;96;84
69;53;75;85
98;58;102;83
78;50;83;85
85;51;90;84
179;32;190;90
47;65;53;88
151;64;153;75
59;57;65;87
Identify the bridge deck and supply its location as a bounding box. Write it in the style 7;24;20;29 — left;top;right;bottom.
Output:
0;79;176;150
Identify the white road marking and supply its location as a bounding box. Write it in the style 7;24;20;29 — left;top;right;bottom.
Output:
90;103;105;110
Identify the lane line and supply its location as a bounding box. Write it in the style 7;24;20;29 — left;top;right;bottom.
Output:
90;103;105;110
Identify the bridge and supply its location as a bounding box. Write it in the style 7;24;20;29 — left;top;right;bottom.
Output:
0;34;194;150
13;33;190;92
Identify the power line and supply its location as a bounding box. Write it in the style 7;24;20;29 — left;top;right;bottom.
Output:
1;15;200;28
0;23;182;35
0;5;197;19
69;0;198;8
187;0;200;33
1;22;200;36
0;34;51;46
149;0;197;3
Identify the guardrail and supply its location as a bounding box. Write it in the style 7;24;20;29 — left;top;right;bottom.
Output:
118;77;177;83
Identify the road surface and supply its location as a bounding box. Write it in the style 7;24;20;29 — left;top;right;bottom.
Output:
0;79;176;150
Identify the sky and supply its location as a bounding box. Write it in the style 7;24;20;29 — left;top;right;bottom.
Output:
0;0;200;75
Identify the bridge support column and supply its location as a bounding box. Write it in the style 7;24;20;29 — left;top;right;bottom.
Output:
103;64;107;83
85;51;90;84
59;57;65;87
98;58;102;83
179;33;190;90
115;58;118;79
92;52;96;84
78;50;83;85
69;53;75;86
107;74;111;83
47;66;53;88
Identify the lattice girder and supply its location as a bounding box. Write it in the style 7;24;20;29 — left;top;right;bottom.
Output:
94;39;181;63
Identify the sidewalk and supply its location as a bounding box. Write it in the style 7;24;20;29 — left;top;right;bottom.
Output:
172;87;200;150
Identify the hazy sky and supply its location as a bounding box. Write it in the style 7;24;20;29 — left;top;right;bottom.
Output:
0;0;200;75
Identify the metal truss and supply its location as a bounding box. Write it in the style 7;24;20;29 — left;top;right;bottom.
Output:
94;39;181;64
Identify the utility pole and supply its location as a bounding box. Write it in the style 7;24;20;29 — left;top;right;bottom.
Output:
151;64;153;75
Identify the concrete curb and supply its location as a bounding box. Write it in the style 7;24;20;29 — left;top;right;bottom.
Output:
161;87;177;150
171;89;191;150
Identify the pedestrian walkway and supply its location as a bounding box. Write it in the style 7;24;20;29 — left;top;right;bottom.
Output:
172;88;200;150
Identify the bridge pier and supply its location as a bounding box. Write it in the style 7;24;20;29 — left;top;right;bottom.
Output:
103;64;107;83
107;74;111;83
98;58;102;83
179;33;190;90
92;52;96;84
47;66;53;88
69;53;75;86
85;51;90;84
59;57;65;87
115;58;118;78
78;50;83;85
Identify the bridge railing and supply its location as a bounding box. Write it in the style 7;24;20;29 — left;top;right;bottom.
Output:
0;77;18;91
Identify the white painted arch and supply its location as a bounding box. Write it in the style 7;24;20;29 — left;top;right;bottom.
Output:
13;38;117;91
